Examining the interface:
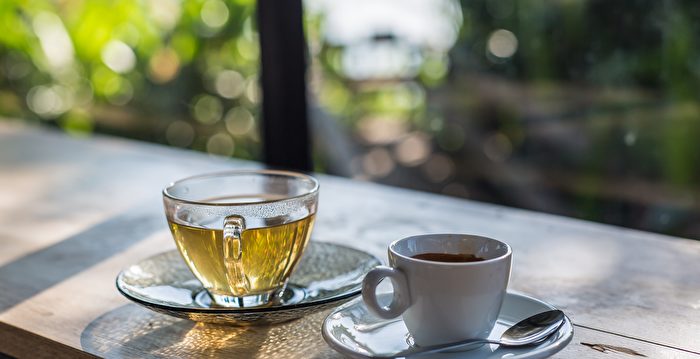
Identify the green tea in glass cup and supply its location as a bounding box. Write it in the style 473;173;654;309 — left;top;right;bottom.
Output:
163;170;319;307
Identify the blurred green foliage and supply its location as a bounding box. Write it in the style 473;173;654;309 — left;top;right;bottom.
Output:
0;0;261;159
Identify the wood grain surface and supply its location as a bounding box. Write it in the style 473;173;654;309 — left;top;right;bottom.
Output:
0;121;698;358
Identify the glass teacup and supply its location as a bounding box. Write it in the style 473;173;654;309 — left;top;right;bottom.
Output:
163;170;319;307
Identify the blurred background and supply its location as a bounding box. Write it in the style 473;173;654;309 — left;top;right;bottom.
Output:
2;0;700;239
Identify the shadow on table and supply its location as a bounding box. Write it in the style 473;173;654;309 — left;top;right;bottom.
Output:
0;207;162;314
80;304;341;358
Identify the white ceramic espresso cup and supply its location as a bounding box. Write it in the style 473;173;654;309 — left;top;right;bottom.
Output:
362;234;512;346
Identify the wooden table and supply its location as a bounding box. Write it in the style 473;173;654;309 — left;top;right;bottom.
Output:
0;121;699;358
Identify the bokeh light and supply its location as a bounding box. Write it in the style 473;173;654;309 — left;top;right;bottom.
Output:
101;40;136;74
27;85;68;118
487;29;518;59
357;117;408;145
149;0;182;30
206;133;235;156
201;0;230;29
149;48;181;83
225;107;255;136
363;147;395;178
244;76;260;104
193;95;223;124
394;132;431;166
32;12;74;70
237;36;260;62
422;153;455;183
215;70;245;99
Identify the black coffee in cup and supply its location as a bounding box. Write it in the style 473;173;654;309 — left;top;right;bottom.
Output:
411;253;485;263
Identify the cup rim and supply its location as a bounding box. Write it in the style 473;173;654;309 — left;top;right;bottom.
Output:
388;233;512;266
162;169;320;206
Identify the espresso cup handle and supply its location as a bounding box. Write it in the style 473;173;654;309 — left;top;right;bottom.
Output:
362;266;410;319
223;215;249;291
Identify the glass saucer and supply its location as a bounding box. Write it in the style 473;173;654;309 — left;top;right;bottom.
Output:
116;241;381;325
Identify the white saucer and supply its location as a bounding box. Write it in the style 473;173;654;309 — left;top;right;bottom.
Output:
322;291;573;358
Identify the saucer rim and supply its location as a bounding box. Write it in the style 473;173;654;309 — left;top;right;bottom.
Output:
321;290;574;359
116;241;381;314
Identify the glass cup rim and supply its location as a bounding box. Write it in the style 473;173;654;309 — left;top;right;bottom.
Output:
162;169;319;206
